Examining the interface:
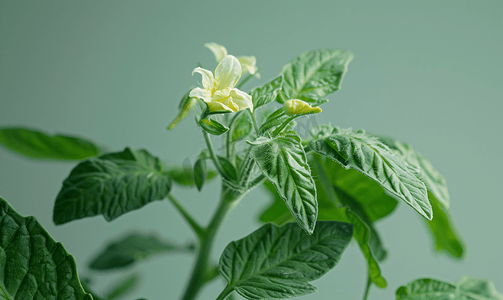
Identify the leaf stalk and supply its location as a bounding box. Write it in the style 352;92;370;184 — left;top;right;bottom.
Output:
168;194;205;240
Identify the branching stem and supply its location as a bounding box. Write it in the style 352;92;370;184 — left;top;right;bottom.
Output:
180;185;242;300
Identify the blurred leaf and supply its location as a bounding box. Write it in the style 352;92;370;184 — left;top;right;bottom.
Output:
89;232;194;271
0;126;103;160
396;276;503;300
219;221;353;299
426;195;465;258
0;196;93;299
53;148;172;225
167;164;217;187
105;274;141;300
193;150;209;191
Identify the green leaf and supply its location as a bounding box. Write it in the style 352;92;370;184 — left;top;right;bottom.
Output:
194;156;208;191
53;148;172;225
199;118;229;136
375;135;450;208
309;127;432;220
322;157;398;223
0;127;103;160
231;112;253;142
396;276;503;300
219;221;353;300
0;196;93;300
258;181;296;226
88;232;194;271
250;131;318;234
426;196;465;258
416;152;449;208
250;75;284;109
311;157;388;288
258;107;288;134
278;49;354;103
104;274;140;300
258;177;388;289
167;164;217;187
372;135;463;258
217;155;238;181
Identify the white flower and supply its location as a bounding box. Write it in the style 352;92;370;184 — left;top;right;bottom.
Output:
204;43;260;78
190;55;253;113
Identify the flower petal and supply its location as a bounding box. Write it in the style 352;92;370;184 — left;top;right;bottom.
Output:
189;87;212;103
192;67;214;91
237;56;259;77
284;99;322;116
229;88;253;112
215;55;242;90
204;43;228;62
207;101;234;113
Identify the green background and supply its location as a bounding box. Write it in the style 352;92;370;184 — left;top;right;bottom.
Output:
1;0;502;299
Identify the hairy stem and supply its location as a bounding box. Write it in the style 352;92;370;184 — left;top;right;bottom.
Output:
272;115;296;136
203;130;226;177
168;194;205;240
247;109;260;134
180;185;242;300
226;111;244;160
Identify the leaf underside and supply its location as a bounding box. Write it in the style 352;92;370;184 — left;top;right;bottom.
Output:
396;276;503;300
0;127;102;160
88;232;193;271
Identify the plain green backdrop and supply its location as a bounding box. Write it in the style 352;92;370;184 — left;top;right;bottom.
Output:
1;0;502;299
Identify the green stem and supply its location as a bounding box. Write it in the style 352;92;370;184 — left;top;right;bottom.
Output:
226;111;244;159
215;286;234;300
235;70;257;90
272;115;296;136
248;174;265;189
362;275;372;300
203;130;226;177
180;185;242;300
168;194;205;240
247;109;260;134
